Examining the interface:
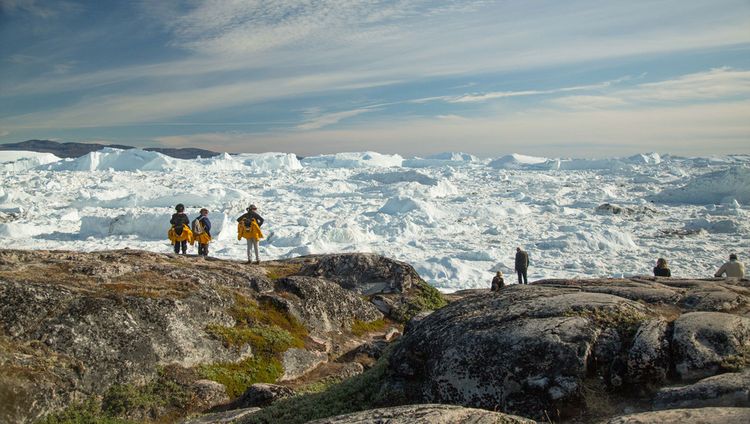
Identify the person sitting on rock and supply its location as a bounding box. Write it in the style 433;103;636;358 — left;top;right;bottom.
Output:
653;257;671;277
168;203;192;255
237;204;264;264
714;253;746;279
192;208;211;257
491;271;505;291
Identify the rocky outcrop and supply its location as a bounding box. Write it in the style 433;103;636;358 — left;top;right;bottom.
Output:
604;407;750;424
294;253;422;294
306;404;535;423
0;249;436;424
672;312;750;380
654;371;750;409
270;276;383;337
224;383;295;409
384;278;750;421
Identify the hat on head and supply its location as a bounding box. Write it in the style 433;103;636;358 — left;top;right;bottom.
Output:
200;208;208;214
247;204;257;211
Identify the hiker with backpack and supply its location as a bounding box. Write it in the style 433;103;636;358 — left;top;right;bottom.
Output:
168;203;192;255
192;208;211;257
237;204;264;264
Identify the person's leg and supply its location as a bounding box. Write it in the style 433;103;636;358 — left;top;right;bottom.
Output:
173;240;180;254
181;240;187;254
522;269;528;284
251;239;260;263
517;271;522;285
247;239;253;262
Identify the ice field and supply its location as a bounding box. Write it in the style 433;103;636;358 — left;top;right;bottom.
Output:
1;148;749;291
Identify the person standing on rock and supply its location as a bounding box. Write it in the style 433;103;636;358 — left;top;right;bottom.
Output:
168;203;192;255
237;204;264;264
714;253;745;279
515;247;529;285
653;257;671;277
192;208;211;257
491;271;505;291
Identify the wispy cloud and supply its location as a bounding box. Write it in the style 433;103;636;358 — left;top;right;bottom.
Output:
551;68;750;109
297;108;377;130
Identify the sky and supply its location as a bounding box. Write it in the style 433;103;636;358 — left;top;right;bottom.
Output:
1;0;749;157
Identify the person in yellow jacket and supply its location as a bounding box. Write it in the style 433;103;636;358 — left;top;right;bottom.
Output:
192;208;211;257
237;204;264;264
168;203;193;254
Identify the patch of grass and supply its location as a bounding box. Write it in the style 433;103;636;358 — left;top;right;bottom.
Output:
200;293;308;397
244;347;399;424
351;318;388;337
36;398;136;424
100;368;192;419
264;263;303;280
392;280;447;322
198;356;284;398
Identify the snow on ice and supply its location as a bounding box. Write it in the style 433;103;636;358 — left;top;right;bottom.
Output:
1;148;748;291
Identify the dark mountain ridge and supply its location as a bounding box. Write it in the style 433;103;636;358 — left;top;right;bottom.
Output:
0;139;221;159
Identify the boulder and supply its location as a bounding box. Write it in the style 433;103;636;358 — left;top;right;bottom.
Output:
603;407;750;424
306;404;535;424
295;253;422;294
672;312;750;380
181;407;261;424
271;276;383;337
626;319;671;389
654;371;750;409
280;348;329;382
225;383;295;409
385;285;650;420
189;379;230;410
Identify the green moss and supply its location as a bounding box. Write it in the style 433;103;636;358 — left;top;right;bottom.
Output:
198;356;283;398
350;318;388;336
392;280;447;322
36;398;136;424
200;293;308;397
264;263;303;280
244;347;399;424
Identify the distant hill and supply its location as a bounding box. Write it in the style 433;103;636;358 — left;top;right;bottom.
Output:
0;139;221;159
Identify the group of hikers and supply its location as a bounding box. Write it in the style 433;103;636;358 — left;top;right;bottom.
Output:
166;204;747;281
167;203;264;263
490;248;746;291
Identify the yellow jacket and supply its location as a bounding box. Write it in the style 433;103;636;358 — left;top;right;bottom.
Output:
168;225;194;245
194;232;211;245
237;219;263;241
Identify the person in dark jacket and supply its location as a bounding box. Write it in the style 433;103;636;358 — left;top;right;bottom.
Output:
237;204;264;263
491;271;505;291
653;257;671;277
193;208;211;257
515;247;529;285
170;203;190;254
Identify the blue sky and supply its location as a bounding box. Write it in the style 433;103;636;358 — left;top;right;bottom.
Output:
1;0;749;157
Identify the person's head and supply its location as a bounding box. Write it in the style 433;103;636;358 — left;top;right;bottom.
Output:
496;271;503;276
656;258;668;268
516;247;521;252
175;203;185;212
200;208;208;216
729;253;738;261
247;204;257;212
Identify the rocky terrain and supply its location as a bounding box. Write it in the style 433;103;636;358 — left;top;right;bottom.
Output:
1;249;749;423
0;249;442;423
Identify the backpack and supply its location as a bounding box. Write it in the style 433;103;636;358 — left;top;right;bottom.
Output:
192;217;204;235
